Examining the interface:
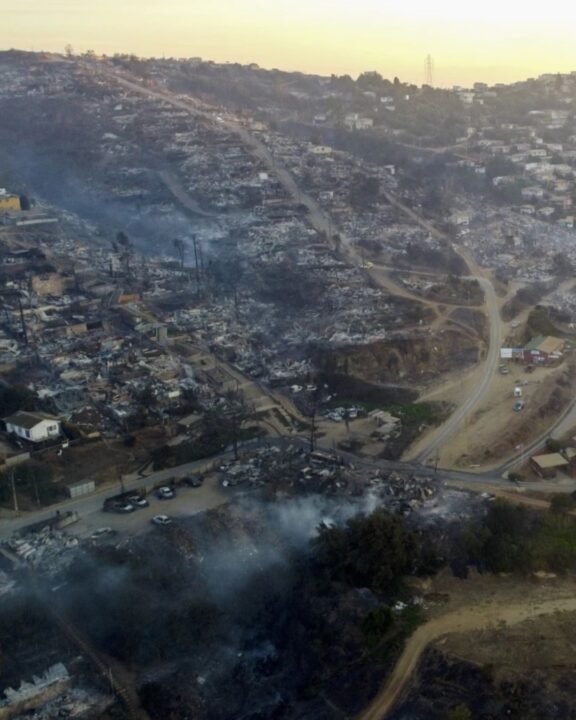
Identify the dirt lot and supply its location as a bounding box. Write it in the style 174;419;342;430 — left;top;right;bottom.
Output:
410;357;576;470
427;567;576;615
445;606;576;675
407;278;576;471
360;570;576;720
43;427;168;488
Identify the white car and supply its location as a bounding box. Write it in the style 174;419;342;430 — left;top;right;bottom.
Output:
156;486;175;500
128;495;149;508
151;515;172;526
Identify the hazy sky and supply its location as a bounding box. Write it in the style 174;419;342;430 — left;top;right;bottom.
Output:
4;0;576;86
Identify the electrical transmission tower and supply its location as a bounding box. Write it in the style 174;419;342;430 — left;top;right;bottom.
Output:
424;54;434;86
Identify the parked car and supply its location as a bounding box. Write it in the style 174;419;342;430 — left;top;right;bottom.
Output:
180;475;204;488
104;502;135;514
513;401;525;412
128;495;149;508
156;486;175;500
151;514;172;526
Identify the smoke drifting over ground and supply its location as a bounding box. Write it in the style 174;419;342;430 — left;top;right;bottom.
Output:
28;483;482;720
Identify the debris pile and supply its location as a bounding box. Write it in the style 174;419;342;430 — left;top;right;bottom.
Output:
370;469;440;513
8;528;79;576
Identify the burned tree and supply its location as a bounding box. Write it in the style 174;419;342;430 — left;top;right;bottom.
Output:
115;231;134;279
173;237;186;270
205;389;255;460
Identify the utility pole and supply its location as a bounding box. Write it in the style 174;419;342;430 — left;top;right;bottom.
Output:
309;408;317;452
17;297;28;346
0;290;22;341
198;240;205;279
10;467;19;515
191;235;200;289
31;467;41;507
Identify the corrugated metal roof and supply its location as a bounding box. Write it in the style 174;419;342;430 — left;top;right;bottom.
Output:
532;453;568;469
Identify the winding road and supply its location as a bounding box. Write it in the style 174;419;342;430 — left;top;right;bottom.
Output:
359;594;576;720
412;274;502;464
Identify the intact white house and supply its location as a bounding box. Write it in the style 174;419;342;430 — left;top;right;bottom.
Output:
3;411;61;443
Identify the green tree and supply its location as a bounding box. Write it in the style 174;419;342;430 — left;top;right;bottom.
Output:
314;509;421;592
550;494;575;515
0;461;56;508
356;71;384;90
362;605;393;648
546;438;564;453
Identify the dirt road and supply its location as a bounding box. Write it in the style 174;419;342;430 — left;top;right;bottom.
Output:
359;594;576;720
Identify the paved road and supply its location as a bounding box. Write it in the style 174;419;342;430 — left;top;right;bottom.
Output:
498;394;576;473
4;434;575;540
0;449;242;541
412;275;502;464
378;194;504;465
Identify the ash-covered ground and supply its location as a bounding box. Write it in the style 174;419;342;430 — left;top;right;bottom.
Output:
14;459;490;720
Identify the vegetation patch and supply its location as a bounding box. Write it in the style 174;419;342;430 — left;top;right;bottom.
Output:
524;305;566;341
501;282;549;321
381;401;452;460
318;372;418;406
466;499;576;574
0;460;62;509
313;509;436;659
426;276;484;306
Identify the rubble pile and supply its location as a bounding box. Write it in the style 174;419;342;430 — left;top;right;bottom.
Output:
0;54;443;436
8;527;79;576
11;687;111;720
0;570;16;597
370;470;440;513
218;444;303;488
466;210;576;283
